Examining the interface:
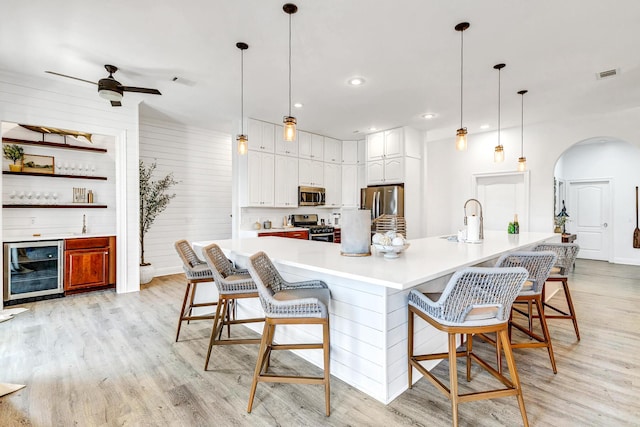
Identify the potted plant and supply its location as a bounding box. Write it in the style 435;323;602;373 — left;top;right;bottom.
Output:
3;144;24;172
139;159;179;284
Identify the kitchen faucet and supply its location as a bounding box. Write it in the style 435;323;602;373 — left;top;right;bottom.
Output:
463;198;483;240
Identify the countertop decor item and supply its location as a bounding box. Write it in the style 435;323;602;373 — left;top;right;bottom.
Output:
373;243;410;259
3;144;24;171
340;208;371;256
139;160;179;283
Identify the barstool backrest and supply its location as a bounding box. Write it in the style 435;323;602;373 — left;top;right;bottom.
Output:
533;243;579;276
175;239;206;269
409;267;529;325
495;251;557;294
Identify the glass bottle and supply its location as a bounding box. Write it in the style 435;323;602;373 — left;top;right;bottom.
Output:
513;214;520;234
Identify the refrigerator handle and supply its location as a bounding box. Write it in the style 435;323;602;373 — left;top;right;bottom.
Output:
375;191;380;219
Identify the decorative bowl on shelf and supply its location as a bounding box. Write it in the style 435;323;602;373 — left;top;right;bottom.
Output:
373;243;410;259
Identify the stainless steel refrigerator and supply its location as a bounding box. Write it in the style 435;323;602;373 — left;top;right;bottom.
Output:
360;185;404;221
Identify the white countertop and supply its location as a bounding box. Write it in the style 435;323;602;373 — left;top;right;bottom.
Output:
194;230;557;290
3;233;114;242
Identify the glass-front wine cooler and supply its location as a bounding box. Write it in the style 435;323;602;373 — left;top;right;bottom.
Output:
3;240;64;305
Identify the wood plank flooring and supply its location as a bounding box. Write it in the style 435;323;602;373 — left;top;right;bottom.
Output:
1;259;638;426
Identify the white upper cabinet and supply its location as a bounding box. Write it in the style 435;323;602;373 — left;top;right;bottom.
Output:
367;131;385;161
247;118;275;153
383;128;403;158
274;124;299;157
342;140;358;164
310;134;324;160
323;137;342;164
357;139;366;164
366;127;421;161
324;163;342;207
275;155;298;207
341;164;358;207
299;158;324;187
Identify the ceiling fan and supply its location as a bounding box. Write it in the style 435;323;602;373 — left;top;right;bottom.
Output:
45;64;162;107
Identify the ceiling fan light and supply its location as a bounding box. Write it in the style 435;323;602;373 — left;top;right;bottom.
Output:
517;156;527;171
283;116;297;141
456;128;467;151
237;134;248;155
494;144;504;162
98;88;123;101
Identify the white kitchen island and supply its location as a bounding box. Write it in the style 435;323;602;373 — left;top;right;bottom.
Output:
193;230;556;404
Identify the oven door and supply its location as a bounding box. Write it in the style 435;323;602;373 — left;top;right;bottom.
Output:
310;233;334;243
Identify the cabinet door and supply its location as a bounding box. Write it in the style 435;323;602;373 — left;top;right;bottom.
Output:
367;131;384;161
341;164;358;207
311;134;324;160
298;131;312;159
274;124;298;156
383;157;404;184
342;140;358;164
247;119;275;152
65;248;108;290
260;153;275;206
357;140;367;165
384;128;403;158
367;160;384;185
324;163;342;207
275;155;298;207
324;137;342;164
311;160;324;187
298;158;312;186
248;151;274;206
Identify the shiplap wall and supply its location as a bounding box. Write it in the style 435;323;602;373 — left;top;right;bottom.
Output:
0;70;140;295
139;119;232;276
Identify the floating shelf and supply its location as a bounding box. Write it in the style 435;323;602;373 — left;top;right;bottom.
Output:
2;138;107;153
3;171;107;180
3;204;108;209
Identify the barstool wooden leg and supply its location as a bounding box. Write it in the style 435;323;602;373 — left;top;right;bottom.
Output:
535;295;557;374
186;283;198;324
448;333;459;427
323;318;331;417
204;297;226;371
499;329;529;427
408;308;414;388
175;282;192;342
562;279;581;340
247;321;271;413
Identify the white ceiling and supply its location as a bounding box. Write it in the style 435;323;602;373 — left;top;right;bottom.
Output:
2;0;639;140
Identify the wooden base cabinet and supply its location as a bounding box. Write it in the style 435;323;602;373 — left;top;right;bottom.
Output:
64;236;115;292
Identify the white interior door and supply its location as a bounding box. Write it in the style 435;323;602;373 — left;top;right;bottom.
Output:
474;172;529;232
567;180;611;260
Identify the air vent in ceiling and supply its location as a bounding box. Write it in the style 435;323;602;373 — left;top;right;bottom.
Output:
596;68;619;79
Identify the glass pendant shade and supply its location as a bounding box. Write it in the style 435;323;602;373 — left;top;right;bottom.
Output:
456;128;467;151
494;144;504;162
237;134;248;155
283;116;296;141
517;156;527;171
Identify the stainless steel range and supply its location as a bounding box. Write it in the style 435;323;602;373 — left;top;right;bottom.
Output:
291;214;334;242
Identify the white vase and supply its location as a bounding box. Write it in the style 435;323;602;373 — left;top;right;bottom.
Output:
140;264;155;285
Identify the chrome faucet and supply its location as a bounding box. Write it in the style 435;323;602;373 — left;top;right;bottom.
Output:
463;198;483;240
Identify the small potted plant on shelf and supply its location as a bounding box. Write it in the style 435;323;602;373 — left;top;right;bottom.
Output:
139;159;179;284
3;144;24;172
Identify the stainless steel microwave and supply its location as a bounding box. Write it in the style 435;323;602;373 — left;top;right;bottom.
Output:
298;186;325;206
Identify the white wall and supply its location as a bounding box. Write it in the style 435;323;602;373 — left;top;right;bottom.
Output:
555;139;640;265
139;119;233;276
425;106;640;266
0;71;140;294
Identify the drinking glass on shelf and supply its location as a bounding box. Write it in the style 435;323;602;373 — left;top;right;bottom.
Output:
90;164;96;176
51;192;58;204
18;191;25;201
9;191;16;200
43;192;50;204
56;163;64;175
70;163;77;175
26;192;34;203
63;163;70;174
34;192;41;203
84;164;90;176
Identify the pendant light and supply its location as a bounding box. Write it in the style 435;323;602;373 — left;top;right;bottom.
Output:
455;22;470;151
236;42;249;155
283;3;298;142
517;89;528;171
493;63;506;162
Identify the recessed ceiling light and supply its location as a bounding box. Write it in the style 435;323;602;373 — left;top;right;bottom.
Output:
422;113;436;119
293;102;303;108
348;77;366;86
368;127;377;131
480;124;490;130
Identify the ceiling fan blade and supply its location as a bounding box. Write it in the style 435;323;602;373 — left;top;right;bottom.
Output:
45;71;97;85
110;101;122;107
121;86;161;95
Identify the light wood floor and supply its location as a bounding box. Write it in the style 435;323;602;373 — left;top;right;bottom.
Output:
1;259;638;426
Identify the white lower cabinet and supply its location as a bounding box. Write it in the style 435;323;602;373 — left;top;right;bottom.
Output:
324;163;342;208
275;155;298;207
299;158;324;187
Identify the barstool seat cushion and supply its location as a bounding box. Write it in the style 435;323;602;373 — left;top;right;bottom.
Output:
226;273;252;281
274;287;331;309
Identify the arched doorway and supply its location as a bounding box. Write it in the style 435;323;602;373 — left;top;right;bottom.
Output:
554;137;640;265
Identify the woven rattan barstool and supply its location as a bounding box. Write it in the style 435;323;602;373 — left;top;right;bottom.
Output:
533;243;581;340
174;240;217;342
408;267;530;427
491;251;558;374
201;243;264;371
246;251;331;416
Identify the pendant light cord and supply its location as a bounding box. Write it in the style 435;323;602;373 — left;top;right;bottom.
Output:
497;67;501;148
241;48;244;135
460;29;464;128
288;12;292;117
520;92;524;157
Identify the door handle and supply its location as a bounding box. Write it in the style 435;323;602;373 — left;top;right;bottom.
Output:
603;223;608;228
